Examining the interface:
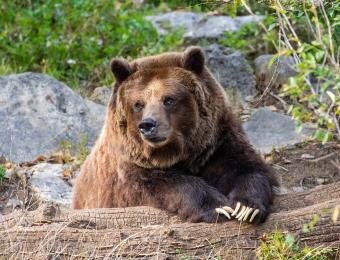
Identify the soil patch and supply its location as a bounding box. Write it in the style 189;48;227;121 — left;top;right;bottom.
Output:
270;141;340;193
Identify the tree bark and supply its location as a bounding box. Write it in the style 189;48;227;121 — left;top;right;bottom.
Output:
0;182;339;259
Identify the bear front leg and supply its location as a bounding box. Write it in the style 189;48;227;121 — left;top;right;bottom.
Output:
117;162;233;223
221;172;276;223
200;142;278;224
205;169;276;223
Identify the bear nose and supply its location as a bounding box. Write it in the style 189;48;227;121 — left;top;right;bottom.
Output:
139;118;157;136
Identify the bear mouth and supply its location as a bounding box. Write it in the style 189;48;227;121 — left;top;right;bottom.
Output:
145;136;167;144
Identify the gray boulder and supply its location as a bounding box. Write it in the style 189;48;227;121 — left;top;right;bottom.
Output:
147;11;263;42
28;163;72;207
147;12;203;37
205;44;257;102
0;73;106;163
255;54;297;91
186;15;264;42
243;107;313;154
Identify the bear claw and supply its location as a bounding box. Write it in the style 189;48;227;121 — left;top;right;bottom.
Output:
222;206;234;214
249;209;260;222
231;202;241;217
217;201;260;223
215;208;231;219
242;207;253;221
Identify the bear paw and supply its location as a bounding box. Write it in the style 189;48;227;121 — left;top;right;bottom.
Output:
215;202;260;223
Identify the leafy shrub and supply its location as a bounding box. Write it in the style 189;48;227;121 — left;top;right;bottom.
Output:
221;0;340;142
0;0;183;88
219;17;277;60
257;230;338;259
274;1;340;143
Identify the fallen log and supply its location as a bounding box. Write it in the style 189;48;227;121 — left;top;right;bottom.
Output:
0;182;339;259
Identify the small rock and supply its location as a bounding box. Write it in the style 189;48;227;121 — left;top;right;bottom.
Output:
316;177;330;185
4;162;12;169
5;168;16;179
243;107;313;154
204;44;257;102
16;168;27;178
268;105;278;112
255;55;297;91
6;198;23;209
276;186;290;195
291;186;305;193
28;163;72;207
89;86;112;105
301;153;315;159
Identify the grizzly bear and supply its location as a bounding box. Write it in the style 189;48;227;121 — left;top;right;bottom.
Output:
72;46;278;223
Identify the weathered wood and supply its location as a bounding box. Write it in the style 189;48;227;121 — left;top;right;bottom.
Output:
0;182;339;259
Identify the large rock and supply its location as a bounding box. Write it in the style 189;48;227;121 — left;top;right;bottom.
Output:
147;12;203;37
255;54;297;91
205;44;257;101
243;107;313;154
28;163;72;207
147;11;263;42
0;73;106;163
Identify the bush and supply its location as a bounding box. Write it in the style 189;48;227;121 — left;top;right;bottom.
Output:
273;1;340;143
0;0;183;88
220;0;340;142
257;229;338;259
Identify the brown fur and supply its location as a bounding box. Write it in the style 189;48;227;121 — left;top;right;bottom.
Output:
73;47;278;223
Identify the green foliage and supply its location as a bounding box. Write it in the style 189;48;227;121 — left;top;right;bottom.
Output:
219;16;277;59
221;0;340;141
257;229;338;259
0;0;183;88
58;140;73;163
76;135;90;163
302;214;320;233
0;166;5;183
272;0;340;142
147;0;223;12
58;135;89;163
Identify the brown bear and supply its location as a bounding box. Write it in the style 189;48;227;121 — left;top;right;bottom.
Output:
72;46;278;223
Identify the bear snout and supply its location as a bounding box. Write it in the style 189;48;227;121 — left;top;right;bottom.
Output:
138;117;171;145
139;117;157;136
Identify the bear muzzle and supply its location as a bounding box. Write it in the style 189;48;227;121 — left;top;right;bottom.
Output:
138;117;170;146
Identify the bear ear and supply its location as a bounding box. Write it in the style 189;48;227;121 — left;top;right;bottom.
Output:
110;58;132;83
182;46;205;74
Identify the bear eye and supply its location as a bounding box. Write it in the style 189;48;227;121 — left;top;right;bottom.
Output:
163;97;175;107
133;101;144;112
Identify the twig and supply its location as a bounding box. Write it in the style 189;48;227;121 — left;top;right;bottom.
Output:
309;152;337;163
269;92;287;110
273;164;289;172
330;160;340;171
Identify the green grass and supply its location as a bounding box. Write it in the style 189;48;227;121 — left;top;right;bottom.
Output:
257;230;338;259
0;0;183;88
0;165;5;183
58;135;89;164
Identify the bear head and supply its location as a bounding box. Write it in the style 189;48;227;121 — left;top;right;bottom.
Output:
109;47;228;170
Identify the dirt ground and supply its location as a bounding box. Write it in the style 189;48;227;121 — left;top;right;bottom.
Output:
271;141;340;193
